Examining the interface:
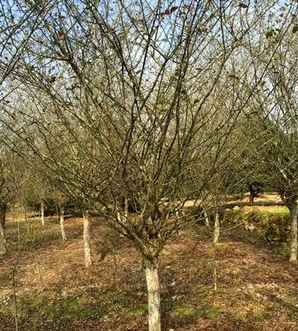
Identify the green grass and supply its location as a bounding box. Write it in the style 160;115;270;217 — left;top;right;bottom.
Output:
249;206;289;217
231;206;289;220
172;305;221;320
0;292;103;330
125;304;148;317
4;219;64;258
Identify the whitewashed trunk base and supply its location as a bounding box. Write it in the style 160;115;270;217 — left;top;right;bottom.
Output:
145;259;161;331
41;201;45;226
289;204;298;263
83;213;92;268
213;211;220;244
60;209;67;241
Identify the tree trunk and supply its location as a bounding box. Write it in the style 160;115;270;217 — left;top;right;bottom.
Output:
203;209;210;227
60;207;67;241
144;258;161;331
24;204;31;237
289;203;298;263
83;212;92;268
0;204;6;230
0;217;6;255
249;194;254;205
124;197;128;220
213;210;220;244
41;201;45;226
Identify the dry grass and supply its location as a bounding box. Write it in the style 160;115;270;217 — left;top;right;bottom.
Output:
0;201;298;330
242;205;289;214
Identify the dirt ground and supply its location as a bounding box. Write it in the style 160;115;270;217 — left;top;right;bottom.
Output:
0;204;298;330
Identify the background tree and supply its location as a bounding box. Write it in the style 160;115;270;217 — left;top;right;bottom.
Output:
0;149;22;255
244;13;298;262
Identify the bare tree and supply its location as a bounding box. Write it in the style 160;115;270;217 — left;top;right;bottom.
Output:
244;10;298;262
0;0;294;329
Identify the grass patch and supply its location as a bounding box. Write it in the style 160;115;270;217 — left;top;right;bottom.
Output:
0;292;104;330
82;286;145;315
4;220;63;257
242;206;289;216
126;304;148;317
225;207;291;246
232;302;270;322
172;305;221;320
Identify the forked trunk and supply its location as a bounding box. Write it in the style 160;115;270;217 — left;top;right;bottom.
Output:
41;201;45;226
60;208;67;241
83;212;92;268
144;258;161;331
289;203;298;263
0;218;6;255
213;210;220;244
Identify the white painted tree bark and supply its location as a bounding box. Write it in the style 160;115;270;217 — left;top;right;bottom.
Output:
60;207;67;241
83;212;92;268
41;201;45;226
203;209;210;227
213;210;220;244
124;197;128;220
144;259;161;331
0;219;6;255
289;203;298;263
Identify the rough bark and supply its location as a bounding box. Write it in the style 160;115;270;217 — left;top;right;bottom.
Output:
41;201;45;226
60;207;67;241
0;204;6;230
213;210;220;244
0;218;6;255
289;203;298;263
83;212;92;268
144;258;161;331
